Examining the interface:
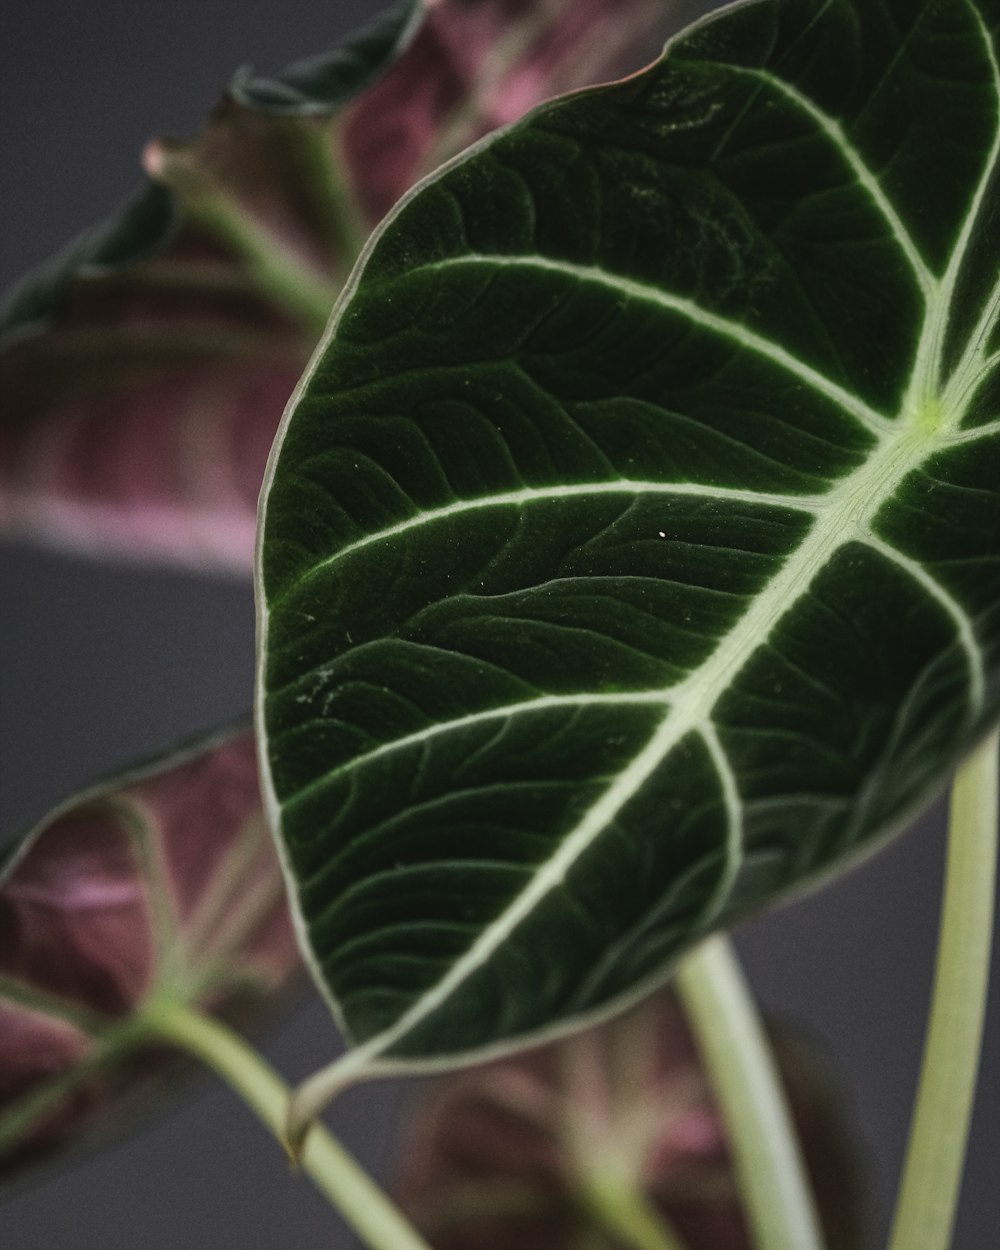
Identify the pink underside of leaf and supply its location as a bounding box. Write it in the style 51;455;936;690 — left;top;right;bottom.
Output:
0;734;296;1019
0;255;304;568
0;733;302;1180
0;1004;92;1104
343;0;663;221
142;734;261;923
239;890;302;984
0;998;179;1179
397;992;740;1249
0;1003;102;1169
396;990;866;1250
0;496;259;572
0;818;153;1016
0;0;673;571
149;734;300;986
90;731;299;991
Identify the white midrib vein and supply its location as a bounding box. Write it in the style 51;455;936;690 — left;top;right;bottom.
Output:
313;419;983;1090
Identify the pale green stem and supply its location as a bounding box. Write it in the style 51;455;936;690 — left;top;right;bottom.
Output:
674;936;825;1250
142;999;434;1250
190;196;337;334
291;117;372;273
886;728;999;1250
578;1171;692;1250
561;1026;693;1250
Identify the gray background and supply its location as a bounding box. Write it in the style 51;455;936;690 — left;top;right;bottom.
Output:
1;2;997;1247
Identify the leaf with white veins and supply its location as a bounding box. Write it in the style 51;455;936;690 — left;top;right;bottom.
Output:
258;0;1000;1104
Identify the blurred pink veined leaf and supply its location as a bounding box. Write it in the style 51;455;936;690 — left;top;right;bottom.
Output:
0;0;677;573
0;728;301;1183
395;989;868;1250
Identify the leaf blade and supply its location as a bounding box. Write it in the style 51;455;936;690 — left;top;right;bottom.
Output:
259;0;1000;1076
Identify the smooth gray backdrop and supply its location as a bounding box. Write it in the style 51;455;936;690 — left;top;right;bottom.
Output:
1;2;997;1247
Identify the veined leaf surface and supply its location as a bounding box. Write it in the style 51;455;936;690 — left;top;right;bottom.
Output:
396;990;865;1250
0;730;299;1180
0;0;673;571
259;0;1000;1073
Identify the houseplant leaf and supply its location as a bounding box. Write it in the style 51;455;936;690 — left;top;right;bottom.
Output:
0;729;299;1181
0;0;675;571
259;0;1000;1078
395;989;867;1250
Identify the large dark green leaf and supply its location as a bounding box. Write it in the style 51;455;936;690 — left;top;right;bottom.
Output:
259;0;1000;1077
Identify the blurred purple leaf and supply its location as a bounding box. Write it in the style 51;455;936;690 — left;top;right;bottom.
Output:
338;0;672;223
395;989;868;1250
0;0;677;571
0;729;300;1181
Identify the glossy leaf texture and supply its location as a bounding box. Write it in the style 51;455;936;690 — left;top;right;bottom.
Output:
0;0;675;571
0;730;299;1182
259;0;1000;1074
395;990;867;1250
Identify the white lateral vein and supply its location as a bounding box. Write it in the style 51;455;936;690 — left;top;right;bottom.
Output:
919;1;1000;409
293;479;826;588
737;67;935;297
860;530;985;715
285;690;671;812
943;267;1000;419
428;254;893;439
944;418;1000;445
695;722;744;927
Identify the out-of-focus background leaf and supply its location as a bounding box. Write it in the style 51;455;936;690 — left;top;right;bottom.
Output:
395;988;868;1250
0;730;298;1182
0;0;676;572
1;2;997;1248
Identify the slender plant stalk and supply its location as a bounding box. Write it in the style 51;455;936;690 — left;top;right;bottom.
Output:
561;1026;693;1250
578;1170;692;1250
182;190;337;332
886;728;999;1250
674;936;825;1250
142;999;434;1250
292;117;372;278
